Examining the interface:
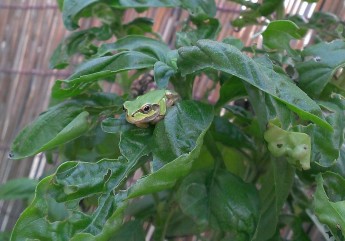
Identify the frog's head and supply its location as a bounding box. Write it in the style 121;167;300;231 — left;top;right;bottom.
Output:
123;100;161;125
122;90;177;127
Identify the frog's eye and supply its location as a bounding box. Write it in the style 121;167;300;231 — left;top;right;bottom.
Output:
141;104;152;114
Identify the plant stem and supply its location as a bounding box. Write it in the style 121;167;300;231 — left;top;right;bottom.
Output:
205;131;224;166
158;204;175;241
275;1;285;20
204;131;224;186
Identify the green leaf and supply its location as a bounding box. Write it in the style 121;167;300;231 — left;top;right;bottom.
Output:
330;145;345;178
314;173;345;239
231;11;259;28
222;37;244;50
163;101;213;155
50;158;128;202
216;75;247;108
322;172;345;202
119;128;153;163
176;171;210;229
62;0;99;30
180;0;216;20
262;20;305;57
154;61;176;89
244;56;295;131
62;124;121;162
123;18;154;35
69;51;156;81
229;0;259;9
116;0;216;22
69;192;127;241
97;35;170;62
109;220;145;241
177;170;260;239
42;111;90;150
128;154;195;198
245;83;294;131
224;105;253;124
210;170;260;239
297;40;345;96
152;101;214;165
176;18;220;48
10;102;91;159
264;122;311;170
11;158;130;241
50;43;69;69
82;92;124;107
295;94;345;167
298;123;340;169
301;12;342;43
220;145;246;177
0;178;38;200
52;51;157;99
177;40;331;130
128;101;213;198
252;159;295;241
231;0;284;28
101;116;134;134
167;211;201;236
211;116;254;149
178;169;261;238
258;0;284;16
111;0;179;8
50;26;112;69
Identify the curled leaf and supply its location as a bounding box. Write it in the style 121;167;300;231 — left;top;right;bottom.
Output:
264;122;311;170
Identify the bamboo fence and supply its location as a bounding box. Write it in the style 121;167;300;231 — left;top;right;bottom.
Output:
0;0;344;238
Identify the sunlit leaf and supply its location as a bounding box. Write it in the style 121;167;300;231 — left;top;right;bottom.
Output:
97;35;170;62
297;40;345;96
314;173;345;240
10;102;91;159
177;40;331;130
101;116;134;134
252;159;295;241
52;51;157;99
262;20;305;57
11;158;130;241
128;101;213;198
62;0;99;30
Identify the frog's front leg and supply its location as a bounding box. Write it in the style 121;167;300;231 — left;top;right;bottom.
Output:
165;91;179;107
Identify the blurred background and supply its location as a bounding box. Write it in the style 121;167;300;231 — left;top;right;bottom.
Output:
0;0;344;237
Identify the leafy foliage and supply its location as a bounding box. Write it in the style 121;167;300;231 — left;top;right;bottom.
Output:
7;0;345;240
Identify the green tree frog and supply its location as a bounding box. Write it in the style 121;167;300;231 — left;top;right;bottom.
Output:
123;89;179;128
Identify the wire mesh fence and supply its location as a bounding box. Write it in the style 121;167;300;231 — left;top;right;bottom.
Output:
0;0;344;238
